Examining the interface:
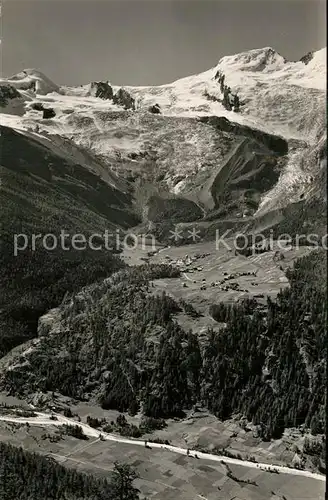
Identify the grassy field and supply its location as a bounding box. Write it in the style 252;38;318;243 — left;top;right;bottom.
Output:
146;240;314;316
0;419;324;500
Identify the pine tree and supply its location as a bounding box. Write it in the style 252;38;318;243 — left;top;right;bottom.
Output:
111;461;140;500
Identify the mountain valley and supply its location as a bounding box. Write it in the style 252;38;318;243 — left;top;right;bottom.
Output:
0;44;326;500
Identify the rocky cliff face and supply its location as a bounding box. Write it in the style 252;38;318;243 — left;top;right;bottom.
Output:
89;81;114;100
113;88;136;110
0;85;22;106
299;51;314;65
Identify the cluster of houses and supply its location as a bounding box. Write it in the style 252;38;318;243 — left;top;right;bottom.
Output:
202;271;257;291
160;253;262;294
153;252;268;296
162;252;211;272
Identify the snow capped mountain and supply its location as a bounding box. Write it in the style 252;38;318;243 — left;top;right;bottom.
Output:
124;46;326;142
218;46;326;97
1;46;325;140
0;46;326;222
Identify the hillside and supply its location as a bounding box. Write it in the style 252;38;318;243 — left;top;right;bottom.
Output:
0;124;140;359
1;252;326;446
0;125;138;236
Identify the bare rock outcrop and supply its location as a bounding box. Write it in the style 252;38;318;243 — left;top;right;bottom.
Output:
113;88;135;110
90;81;114;100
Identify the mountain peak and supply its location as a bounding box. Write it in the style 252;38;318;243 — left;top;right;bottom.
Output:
217;46;286;73
3;68;60;95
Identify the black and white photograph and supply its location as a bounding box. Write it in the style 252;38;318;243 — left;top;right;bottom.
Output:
0;1;326;499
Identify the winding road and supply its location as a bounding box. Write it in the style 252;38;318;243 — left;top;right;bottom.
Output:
0;411;325;482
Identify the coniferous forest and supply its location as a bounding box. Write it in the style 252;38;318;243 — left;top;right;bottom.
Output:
0;442;140;500
3;251;326;443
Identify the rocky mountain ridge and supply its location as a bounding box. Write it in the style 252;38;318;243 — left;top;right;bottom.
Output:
0;46;326;233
